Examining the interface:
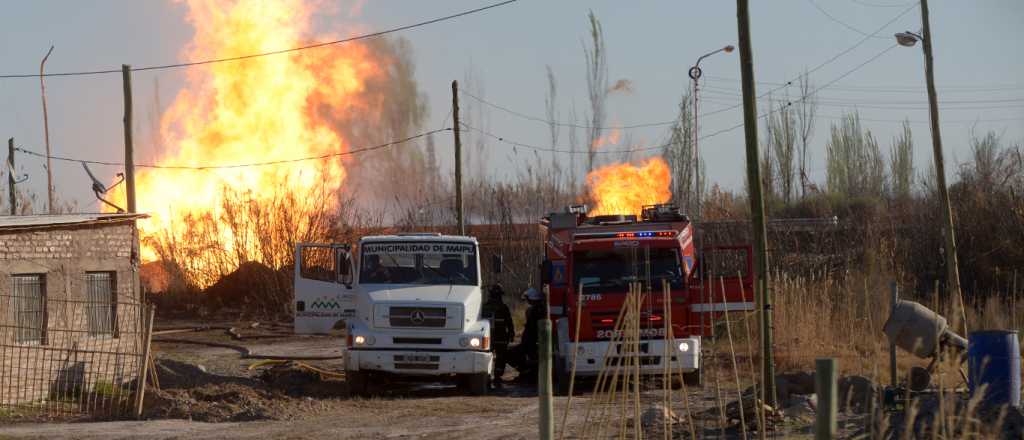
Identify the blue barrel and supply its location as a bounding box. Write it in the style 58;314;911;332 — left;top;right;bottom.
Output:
968;330;1021;408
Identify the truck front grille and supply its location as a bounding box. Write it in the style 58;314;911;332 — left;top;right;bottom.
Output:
393;337;443;345
389;306;447;328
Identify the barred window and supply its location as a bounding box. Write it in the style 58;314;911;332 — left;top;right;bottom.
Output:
12;274;46;344
85;272;117;337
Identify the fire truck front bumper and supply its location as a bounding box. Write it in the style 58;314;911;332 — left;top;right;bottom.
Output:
560;337;701;376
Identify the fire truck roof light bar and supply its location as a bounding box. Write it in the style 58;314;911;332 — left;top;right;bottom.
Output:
574;230;677;240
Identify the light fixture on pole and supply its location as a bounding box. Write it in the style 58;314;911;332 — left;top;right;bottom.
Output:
894;30;922;47
689;45;734;220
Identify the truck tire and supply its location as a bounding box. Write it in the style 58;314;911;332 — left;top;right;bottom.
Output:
682;369;702;387
462;373;489;396
346;370;369;396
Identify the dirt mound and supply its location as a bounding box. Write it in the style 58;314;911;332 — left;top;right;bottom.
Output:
144;359;346;422
154;358;254;390
202;261;292;318
143;383;281;422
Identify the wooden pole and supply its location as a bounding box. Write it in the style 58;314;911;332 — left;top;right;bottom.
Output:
736;0;775;406
814;358;837;439
134;305;155;418
919;0;966;336
451;80;465;236
122;65;136;214
538;286;553;440
7;138;15;215
40;45;55;214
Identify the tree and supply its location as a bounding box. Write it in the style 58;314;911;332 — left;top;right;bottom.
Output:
795;71;818;198
769;97;797;202
663;89;702;215
825;111;885;198
583;10;608;173
889;120;914;199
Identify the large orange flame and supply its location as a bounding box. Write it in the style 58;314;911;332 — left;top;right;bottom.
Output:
110;0;385;272
586;157;672;217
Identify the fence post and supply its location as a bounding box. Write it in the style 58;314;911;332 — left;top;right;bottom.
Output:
890;282;898;387
538;285;553;440
815;358;837;439
134;305;154;418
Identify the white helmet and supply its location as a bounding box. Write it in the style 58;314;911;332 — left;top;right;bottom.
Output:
523;288;542;301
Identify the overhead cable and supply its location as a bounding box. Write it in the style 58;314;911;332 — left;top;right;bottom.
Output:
0;0;517;79
13;128;449;170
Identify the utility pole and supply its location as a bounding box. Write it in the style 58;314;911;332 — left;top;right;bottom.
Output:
452;80;465;235
736;0;775;407
122;65;136;214
40;45;55;214
7;138;15;215
920;0;965;334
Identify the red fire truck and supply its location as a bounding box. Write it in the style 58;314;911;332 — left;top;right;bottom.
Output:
540;203;754;390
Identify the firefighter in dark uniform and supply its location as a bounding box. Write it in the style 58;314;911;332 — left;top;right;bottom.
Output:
482;284;514;387
509;287;545;383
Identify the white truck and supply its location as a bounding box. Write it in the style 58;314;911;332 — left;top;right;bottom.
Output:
293;233;494;395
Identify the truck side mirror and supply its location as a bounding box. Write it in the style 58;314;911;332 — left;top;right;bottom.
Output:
491;254;503;274
540;259;552;285
336;250;353;288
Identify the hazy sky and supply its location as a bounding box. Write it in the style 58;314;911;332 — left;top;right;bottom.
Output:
1;1;1021;212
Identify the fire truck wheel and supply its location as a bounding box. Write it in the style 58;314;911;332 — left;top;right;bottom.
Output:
462;373;490;396
682;369;703;387
346;370;370;396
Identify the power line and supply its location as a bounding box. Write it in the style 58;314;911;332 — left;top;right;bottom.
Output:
14;128;449;170
702;76;1024;93
699;88;1024;106
851;0;916;8
0;0;517;79
460;2;917;132
807;0;893;39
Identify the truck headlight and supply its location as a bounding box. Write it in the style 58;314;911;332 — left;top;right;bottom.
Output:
460;336;488;350
678;341;691;353
354;335;375;346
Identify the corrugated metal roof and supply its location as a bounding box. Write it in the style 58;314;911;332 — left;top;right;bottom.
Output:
0;213;149;230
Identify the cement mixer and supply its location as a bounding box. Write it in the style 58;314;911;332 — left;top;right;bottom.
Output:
883;300;967;391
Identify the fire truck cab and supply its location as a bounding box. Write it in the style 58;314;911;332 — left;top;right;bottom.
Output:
541;204;754;391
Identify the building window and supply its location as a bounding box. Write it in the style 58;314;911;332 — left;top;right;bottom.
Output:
12;274;46;344
85;272;117;338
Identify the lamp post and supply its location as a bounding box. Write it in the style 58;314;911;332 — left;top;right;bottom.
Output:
894;0;966;334
689;45;734;220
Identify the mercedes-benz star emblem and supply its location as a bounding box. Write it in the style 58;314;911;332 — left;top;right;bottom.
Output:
409;310;426;324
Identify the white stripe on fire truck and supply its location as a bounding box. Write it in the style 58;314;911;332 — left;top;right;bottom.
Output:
690;302;755;312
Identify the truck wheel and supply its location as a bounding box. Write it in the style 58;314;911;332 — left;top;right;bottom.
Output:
682;369;702;387
346;370;369;396
462;373;489;396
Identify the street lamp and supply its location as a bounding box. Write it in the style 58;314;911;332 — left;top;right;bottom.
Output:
895;0;967;334
689;45;734;220
894;30;922;47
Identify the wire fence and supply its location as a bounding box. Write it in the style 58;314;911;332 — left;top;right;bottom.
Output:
0;288;153;419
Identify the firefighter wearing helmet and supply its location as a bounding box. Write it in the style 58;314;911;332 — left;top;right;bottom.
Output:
509;287;545;383
481;284;514;388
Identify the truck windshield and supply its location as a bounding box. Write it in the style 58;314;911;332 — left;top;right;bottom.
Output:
573;247;684;293
359;241;478;286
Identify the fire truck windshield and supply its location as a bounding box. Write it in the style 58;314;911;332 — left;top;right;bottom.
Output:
573;247;684;293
